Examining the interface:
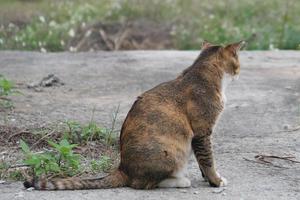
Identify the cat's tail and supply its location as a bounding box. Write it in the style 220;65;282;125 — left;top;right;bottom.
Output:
23;170;128;190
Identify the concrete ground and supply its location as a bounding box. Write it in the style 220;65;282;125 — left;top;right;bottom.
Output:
0;51;299;200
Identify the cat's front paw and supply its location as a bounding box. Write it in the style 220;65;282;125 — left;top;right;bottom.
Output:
216;172;227;187
208;172;228;187
219;176;227;187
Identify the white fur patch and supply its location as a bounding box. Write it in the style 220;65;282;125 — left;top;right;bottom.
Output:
221;74;232;104
219;177;228;187
172;166;187;178
158;177;191;188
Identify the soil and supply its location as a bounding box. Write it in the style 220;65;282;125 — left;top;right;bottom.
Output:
67;20;174;51
0;50;299;200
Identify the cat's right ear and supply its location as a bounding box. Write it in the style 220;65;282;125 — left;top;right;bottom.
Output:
225;41;246;52
201;40;213;50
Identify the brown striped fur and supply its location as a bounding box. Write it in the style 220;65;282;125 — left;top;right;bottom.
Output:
24;41;244;190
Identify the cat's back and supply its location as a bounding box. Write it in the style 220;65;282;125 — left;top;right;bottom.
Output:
120;78;192;141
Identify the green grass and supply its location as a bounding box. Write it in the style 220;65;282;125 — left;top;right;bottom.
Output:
64;120;118;146
90;156;112;173
0;74;15;109
0;0;299;51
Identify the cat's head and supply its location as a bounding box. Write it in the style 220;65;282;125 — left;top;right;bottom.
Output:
200;41;245;78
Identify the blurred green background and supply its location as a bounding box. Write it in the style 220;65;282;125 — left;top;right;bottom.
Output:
0;0;299;52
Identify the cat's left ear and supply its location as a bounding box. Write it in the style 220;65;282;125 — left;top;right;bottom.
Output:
225;41;246;52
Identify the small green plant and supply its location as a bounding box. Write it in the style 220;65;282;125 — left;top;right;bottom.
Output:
0;74;19;109
8;170;24;181
0;162;8;171
64;120;117;145
48;139;81;176
0;74;13;96
64;120;82;144
0;162;9;179
82;122;118;145
90;155;112;173
82;121;104;141
20;139;81;177
0;162;25;181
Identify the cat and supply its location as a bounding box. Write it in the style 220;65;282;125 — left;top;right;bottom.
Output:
24;40;244;190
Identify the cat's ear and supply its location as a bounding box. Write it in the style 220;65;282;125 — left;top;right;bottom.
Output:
201;40;213;50
225;41;246;52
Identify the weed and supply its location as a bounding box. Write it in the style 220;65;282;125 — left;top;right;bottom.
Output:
20;137;114;178
90;155;112;173
106;104;120;146
0;162;26;181
0;75;13;96
8;170;24;181
49;139;81;176
0;162;8;171
20;139;81;177
0;74;15;109
64;120;117;145
82;122;105;141
0;162;9;179
64;120;82;144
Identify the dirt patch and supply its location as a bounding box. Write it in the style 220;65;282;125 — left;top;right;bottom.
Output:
0;125;48;148
0;124;118;157
68;20;174;51
0;123;119;181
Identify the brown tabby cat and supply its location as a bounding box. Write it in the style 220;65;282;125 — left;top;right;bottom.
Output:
24;40;244;190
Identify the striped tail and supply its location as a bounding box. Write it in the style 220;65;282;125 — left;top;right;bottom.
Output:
23;170;128;190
